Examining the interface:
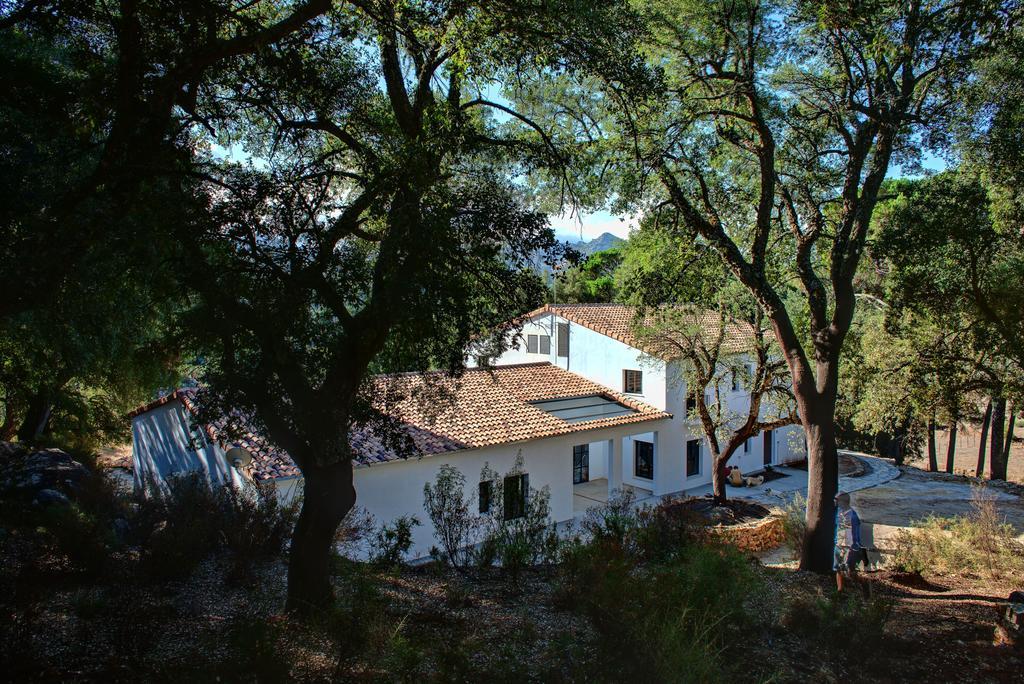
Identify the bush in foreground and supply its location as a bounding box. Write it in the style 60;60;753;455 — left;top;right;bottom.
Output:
890;483;1024;580
559;495;755;683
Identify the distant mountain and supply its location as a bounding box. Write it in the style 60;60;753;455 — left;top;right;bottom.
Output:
531;232;626;280
561;232;626;257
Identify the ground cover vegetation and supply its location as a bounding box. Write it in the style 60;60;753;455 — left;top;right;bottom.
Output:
3;1;1024;677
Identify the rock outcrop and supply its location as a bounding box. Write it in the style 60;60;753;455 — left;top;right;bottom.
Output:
0;442;93;506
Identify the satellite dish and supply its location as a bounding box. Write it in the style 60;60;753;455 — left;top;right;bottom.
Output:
225;446;252;469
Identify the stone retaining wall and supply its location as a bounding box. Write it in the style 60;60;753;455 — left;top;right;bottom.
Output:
709;515;785;553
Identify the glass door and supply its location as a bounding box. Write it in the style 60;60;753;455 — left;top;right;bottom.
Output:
573;444;590;484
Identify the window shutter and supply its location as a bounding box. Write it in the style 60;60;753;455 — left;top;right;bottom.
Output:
557;323;569;357
527;334;539;353
539;335;551;355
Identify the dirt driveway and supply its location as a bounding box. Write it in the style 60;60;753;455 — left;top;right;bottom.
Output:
852;467;1024;549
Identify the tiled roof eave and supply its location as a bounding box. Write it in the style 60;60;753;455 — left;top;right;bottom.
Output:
354;409;673;468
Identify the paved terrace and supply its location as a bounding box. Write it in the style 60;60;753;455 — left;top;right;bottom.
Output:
573;451;900;516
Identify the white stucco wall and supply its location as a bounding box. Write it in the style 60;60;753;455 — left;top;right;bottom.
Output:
477;313;808;490
131;400;244;495
131;397;671;560
351;420;669;559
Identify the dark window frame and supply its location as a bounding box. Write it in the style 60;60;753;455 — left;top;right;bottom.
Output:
686;439;701;476
573;444;590;484
634;441;654;480
623;369;643;394
503;473;529;520
479;480;493;514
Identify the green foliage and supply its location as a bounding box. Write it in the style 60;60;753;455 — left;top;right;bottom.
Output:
560;535;753;683
552;247;622;303
890;484;1024;579
477;457;560;580
423;465;477;569
556;493;753;681
779;492;808;557
35;502;115;577
781;592;894;662
136;474;297;580
369;515;420;569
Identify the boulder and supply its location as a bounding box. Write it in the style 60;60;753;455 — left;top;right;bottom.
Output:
0;442;93;503
34;488;71;507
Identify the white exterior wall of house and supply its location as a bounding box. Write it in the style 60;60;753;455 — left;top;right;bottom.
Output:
353;421;667;559
481;311;806;494
131;400;245;494
131;396;670;560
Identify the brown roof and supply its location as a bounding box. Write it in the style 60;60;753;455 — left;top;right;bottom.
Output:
130;363;670;480
526;304;755;357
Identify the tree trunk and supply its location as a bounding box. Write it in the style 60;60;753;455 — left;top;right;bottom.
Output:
1003;407;1015;462
798;401;839;573
989;397;1007;481
992;403;1014;481
927;417;938;472
286;458;355;616
976;399;992;478
16;390;55;443
1;400;22;442
712;452;728;504
945;420;958;474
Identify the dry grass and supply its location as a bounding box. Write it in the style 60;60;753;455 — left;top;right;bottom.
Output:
890;483;1024;581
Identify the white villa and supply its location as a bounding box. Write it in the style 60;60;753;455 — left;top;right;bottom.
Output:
130;303;804;558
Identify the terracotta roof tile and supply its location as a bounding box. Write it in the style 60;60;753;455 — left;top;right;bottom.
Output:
129;363;670;481
525;304;755;357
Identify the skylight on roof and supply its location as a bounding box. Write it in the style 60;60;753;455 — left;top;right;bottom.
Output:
530;394;638;424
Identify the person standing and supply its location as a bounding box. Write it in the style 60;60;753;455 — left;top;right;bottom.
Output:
833;491;864;593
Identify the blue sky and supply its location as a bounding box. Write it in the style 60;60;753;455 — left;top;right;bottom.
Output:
555;150;950;243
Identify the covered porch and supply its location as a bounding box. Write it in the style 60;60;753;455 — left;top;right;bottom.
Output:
569;428;676;518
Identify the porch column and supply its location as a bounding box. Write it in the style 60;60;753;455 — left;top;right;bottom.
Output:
607;437;621;496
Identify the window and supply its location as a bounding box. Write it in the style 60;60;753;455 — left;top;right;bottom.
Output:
503;473;529;520
476;355;491;368
573;444;590;484
634;441;654;480
539;334;551;355
557;323;569;357
623;369;643;394
527;334;539;354
731;371;740;392
686;439;701;476
743;438;751;454
686;393;697;414
479;481;493;513
187;419;210;451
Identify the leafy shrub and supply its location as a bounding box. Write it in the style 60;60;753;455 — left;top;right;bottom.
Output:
326;560;394;665
37;502;114;576
423;465;478;569
781;592;894;661
779;492;807;556
559;537;754;683
890;483;1024;579
478;474;559;581
136;473;297;580
555;491;749;682
335;506;377;559
580;488;639;544
370;515;419;569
